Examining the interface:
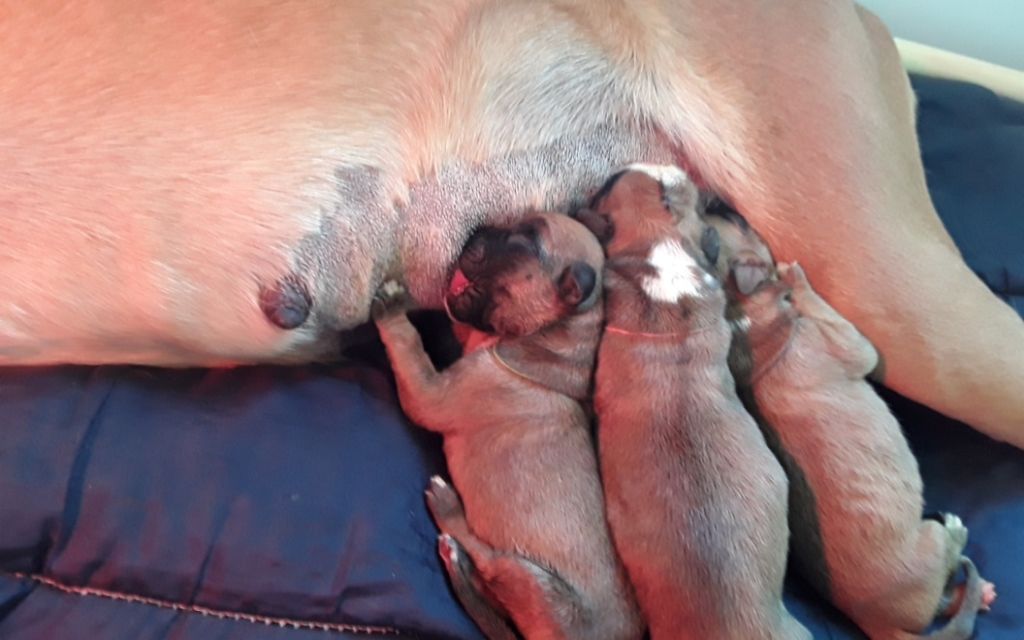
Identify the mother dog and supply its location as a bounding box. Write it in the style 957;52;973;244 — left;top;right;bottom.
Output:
1;1;1022;445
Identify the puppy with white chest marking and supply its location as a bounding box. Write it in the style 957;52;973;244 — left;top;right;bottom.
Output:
706;210;996;640
576;166;810;640
373;212;642;640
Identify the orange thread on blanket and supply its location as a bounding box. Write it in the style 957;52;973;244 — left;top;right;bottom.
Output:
6;572;403;635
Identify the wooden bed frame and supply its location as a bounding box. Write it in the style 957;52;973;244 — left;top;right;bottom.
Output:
897;38;1024;104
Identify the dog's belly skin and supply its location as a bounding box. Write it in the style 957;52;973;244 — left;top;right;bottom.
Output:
0;126;674;366
1;0;697;366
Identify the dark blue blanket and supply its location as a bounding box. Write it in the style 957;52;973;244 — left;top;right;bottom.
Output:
1;75;1022;639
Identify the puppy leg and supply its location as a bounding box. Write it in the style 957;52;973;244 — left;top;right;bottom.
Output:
438;535;519;640
779;263;878;378
932;514;997;615
874;517;972;630
372;282;452;429
425;479;519;638
426;477;586;639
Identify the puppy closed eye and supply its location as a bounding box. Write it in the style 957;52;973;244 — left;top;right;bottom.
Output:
506;220;545;253
506;232;536;253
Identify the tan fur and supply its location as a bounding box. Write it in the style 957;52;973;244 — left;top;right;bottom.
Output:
729;262;990;639
583;169;809;639
1;1;1021;443
373;213;642;639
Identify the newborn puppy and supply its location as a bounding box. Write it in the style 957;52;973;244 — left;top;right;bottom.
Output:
576;166;810;640
373;212;642;640
707;211;995;640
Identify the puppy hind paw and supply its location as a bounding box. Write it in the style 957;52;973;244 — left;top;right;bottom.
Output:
425;475;467;523
942;512;969;547
940;579;997;616
776;261;804;284
438;533;464;568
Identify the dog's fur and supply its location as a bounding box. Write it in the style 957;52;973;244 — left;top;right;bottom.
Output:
2;1;1022;443
578;167;808;639
706;212;993;639
373;212;642;640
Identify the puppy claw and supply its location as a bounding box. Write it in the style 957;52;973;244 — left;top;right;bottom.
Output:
438;533;462;566
426;476;465;522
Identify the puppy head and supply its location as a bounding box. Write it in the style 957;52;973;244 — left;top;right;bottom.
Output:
575;164;719;269
578;166;726;324
704;205;776;296
732;273;794;336
444;212;603;337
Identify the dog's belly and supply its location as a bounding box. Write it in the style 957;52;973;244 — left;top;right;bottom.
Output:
300;125;679;359
0;0;701;365
0;125;677;366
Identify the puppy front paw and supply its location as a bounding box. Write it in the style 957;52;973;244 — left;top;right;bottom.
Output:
777;262;808;289
372;280;412;319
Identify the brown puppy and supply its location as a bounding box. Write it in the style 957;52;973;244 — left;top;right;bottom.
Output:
577;166;809;640
706;211;995;639
373;212;642;640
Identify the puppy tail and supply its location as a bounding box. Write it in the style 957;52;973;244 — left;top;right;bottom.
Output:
900;556;986;640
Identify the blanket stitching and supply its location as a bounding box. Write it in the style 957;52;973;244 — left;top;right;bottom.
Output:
5;572;404;636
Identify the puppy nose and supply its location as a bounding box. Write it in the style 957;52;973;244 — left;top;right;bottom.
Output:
460;234;488;271
506;232;534;253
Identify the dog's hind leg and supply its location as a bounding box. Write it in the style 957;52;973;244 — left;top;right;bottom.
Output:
425;477;588;639
652;2;1024;442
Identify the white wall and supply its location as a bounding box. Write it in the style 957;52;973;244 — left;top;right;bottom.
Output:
858;0;1024;71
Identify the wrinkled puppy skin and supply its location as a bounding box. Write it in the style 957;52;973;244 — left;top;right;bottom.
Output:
578;166;810;640
709;209;995;640
373;212;643;640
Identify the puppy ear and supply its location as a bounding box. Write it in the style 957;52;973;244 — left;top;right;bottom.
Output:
572;208;615;244
731;253;772;295
559;261;598;308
